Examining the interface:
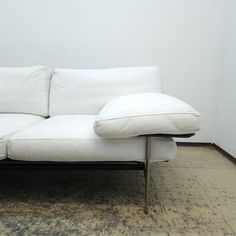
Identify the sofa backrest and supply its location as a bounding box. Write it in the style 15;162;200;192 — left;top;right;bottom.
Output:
49;66;162;116
0;66;52;117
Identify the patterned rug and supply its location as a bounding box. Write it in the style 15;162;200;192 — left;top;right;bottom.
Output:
0;146;235;235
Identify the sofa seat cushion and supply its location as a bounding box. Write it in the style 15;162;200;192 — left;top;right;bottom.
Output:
8;115;176;162
0;114;45;160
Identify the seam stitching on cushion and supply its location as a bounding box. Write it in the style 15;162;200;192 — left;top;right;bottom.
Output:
96;112;201;122
8;137;144;141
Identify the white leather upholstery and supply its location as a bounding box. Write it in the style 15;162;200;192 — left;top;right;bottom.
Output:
49;67;161;116
0;114;45;159
0;66;52;117
95;93;201;138
8;115;176;162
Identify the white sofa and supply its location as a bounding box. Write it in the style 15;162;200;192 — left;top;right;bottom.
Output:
0;66;201;214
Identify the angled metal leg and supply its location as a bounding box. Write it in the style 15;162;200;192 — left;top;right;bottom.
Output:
144;136;151;215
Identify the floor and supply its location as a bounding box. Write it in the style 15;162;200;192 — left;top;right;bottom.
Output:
0;146;235;236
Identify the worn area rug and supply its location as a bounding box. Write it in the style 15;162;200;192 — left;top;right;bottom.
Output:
0;146;235;235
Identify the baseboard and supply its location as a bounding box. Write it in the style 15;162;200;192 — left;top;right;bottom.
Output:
177;142;236;164
212;144;236;164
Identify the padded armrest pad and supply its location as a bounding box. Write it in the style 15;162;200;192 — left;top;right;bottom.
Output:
94;93;201;138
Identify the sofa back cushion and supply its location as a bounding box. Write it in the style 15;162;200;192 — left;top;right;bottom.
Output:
0;66;52;117
49;66;161;116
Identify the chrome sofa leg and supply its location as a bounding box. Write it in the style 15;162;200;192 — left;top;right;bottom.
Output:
144;136;151;215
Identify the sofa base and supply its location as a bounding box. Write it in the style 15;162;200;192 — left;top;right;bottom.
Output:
0;134;194;215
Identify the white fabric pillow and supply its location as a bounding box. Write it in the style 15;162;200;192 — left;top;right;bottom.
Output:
94;93;201;138
0;66;52;117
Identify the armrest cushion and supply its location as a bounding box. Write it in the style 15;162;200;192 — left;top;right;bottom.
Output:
94;93;201;138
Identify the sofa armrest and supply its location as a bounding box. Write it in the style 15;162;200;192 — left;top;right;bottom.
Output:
94;93;201;138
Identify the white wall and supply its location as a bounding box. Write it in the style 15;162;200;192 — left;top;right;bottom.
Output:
215;0;236;157
0;0;225;142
